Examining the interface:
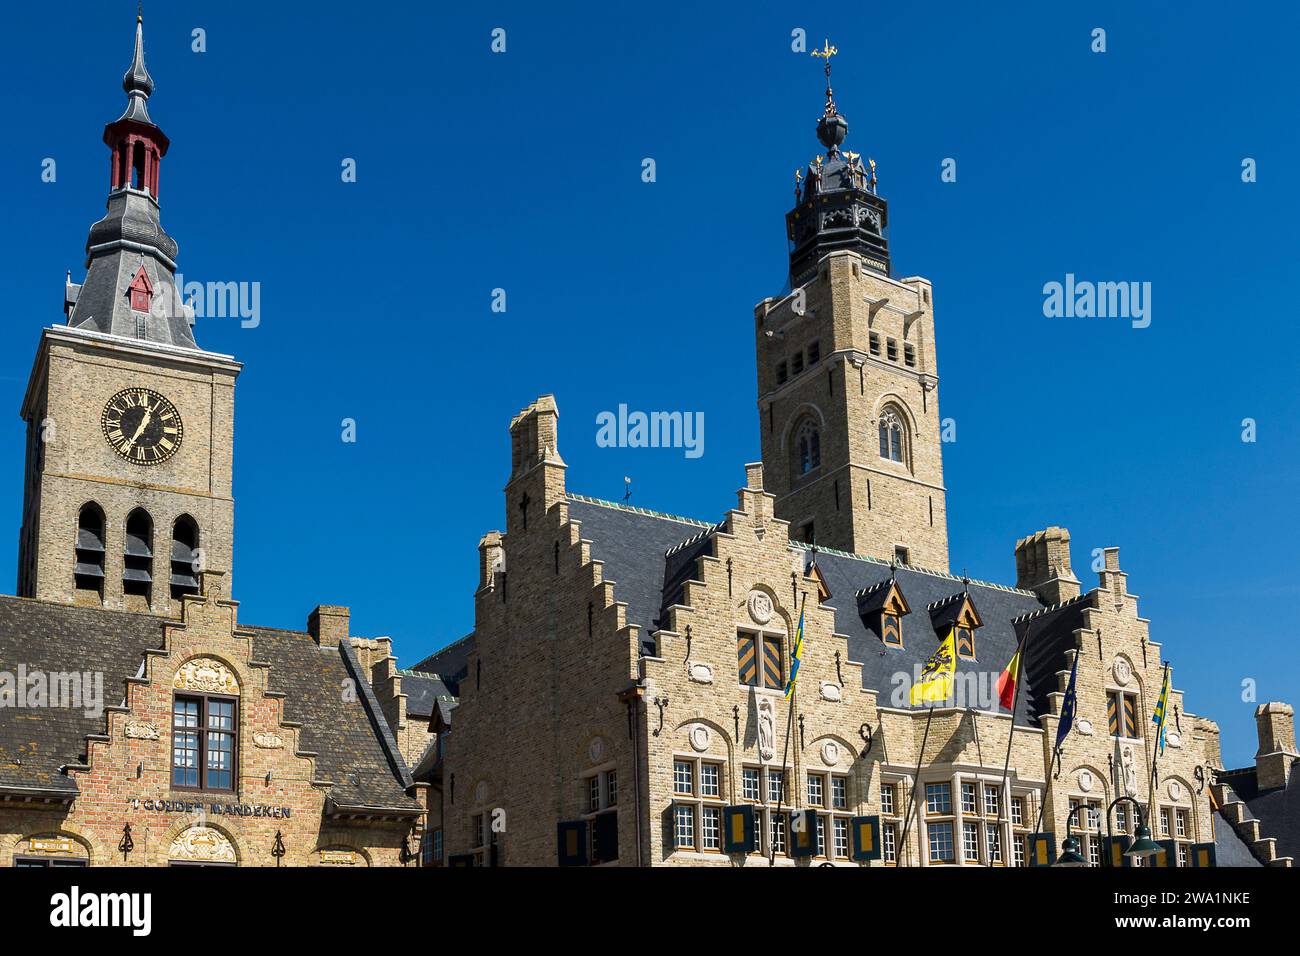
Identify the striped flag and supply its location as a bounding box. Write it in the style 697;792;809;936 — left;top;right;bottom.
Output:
1054;652;1079;751
784;609;805;699
1152;664;1172;756
995;647;1022;711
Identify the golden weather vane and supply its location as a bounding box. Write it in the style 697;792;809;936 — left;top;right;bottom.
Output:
810;39;839;113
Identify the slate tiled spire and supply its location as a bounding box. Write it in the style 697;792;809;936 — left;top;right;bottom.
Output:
64;14;198;349
785;45;891;284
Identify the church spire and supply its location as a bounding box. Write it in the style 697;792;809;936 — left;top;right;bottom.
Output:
784;42;890;284
62;11;197;349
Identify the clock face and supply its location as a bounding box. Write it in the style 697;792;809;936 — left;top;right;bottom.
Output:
101;388;184;465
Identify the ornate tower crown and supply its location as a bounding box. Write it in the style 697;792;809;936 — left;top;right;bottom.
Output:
785;42;890;285
64;13;198;349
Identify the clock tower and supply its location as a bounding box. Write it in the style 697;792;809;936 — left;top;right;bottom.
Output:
17;16;240;616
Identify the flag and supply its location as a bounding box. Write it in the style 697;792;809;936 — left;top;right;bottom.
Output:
909;630;956;706
995;647;1022;711
1152;664;1172;756
784;609;805;699
1054;652;1079;751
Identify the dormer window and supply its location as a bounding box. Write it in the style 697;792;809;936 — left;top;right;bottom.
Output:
128;266;153;313
928;592;984;662
858;579;911;649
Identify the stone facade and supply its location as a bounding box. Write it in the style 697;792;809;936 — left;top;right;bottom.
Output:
18;324;239;616
757;253;948;571
437;407;1224;866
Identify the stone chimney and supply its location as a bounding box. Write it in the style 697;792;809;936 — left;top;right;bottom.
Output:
506;395;567;534
478;531;505;593
1255;702;1298;790
308;605;350;646
1014;527;1080;604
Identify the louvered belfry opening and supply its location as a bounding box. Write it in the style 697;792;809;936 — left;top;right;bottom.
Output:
74;504;107;599
170;515;200;600
123;508;154;604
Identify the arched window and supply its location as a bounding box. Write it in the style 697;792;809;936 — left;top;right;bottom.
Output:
795;419;821;476
170;516;200;601
878;409;905;464
74;504;106;599
123;508;153;605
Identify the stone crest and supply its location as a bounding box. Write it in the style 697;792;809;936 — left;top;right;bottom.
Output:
747;591;774;626
174;657;239;695
1167;780;1184;801
474;780;489;803
1112;657;1133;687
689;725;711;753
168;826;236;865
253;731;284;749
819;681;842;703
821;740;841;766
124;720;159;740
588;736;606;763
1077;769;1094;793
687;662;714;685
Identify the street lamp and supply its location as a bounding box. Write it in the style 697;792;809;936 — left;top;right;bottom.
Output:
1106;795;1163;863
1055;815;1088;867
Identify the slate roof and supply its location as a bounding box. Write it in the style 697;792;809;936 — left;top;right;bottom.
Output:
566;495;1082;727
398;670;457;720
411;634;474;697
0;595;416;812
1216;767;1300;862
1213;806;1264;867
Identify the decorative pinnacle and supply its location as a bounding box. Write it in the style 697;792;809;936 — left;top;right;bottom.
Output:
811;40;847;153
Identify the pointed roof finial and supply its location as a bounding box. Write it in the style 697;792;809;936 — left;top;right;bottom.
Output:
810;40;847;153
124;7;154;99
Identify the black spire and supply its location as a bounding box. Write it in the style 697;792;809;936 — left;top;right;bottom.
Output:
785;42;890;284
63;13;197;349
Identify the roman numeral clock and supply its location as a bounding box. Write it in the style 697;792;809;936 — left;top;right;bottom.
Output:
100;387;184;465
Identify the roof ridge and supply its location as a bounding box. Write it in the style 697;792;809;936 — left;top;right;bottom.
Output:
664;523;725;557
792;541;1037;596
568;493;716;529
1010;592;1090;625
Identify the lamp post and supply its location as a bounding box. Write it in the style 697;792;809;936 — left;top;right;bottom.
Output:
1055;814;1088;867
1105;795;1163;864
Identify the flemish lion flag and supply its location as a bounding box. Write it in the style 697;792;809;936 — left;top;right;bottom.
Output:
995;646;1021;711
1152;664;1172;756
909;630;956;706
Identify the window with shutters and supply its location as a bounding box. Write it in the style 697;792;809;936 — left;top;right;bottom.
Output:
739;764;802;858
671;757;725;854
955;626;976;661
869;332;881;356
581;767;619;864
737;632;784;689
170;515;201;601
74;503;107;600
904;343;916;367
806;772;854;861
881;613;903;648
1107;690;1140;738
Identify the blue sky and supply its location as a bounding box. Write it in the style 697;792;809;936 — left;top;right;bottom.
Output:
1;2;1296;767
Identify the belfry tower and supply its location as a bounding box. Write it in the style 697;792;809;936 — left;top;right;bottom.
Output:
756;43;949;571
17;15;240;615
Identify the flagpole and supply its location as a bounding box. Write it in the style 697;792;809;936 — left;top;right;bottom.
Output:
1147;661;1171;823
770;591;807;866
898;702;936;867
994;629;1029;864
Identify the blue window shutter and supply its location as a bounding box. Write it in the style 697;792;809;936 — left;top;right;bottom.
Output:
851;815;881;861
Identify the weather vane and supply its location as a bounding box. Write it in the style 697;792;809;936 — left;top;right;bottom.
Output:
810;39;838;113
